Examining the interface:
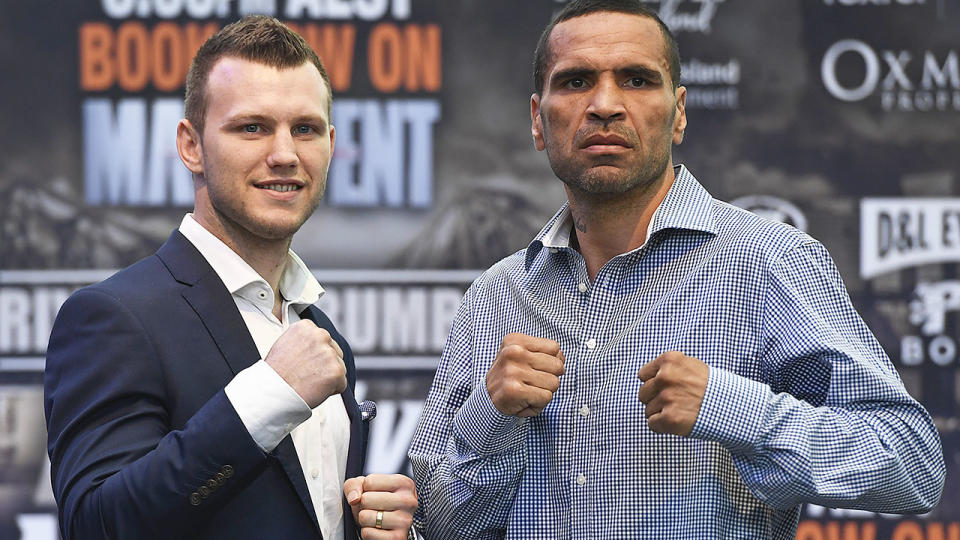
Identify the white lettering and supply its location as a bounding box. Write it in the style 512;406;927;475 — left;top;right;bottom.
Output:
0;289;31;353
285;0;409;20
84;98;147;205
921;51;960;90
365;400;423;474
329;99;440;208
881;50;913;90
822;39;880;101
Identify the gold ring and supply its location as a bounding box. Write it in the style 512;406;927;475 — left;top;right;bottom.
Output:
375;510;384;529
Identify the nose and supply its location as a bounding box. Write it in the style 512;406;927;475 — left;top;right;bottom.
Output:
586;76;626;123
266;129;299;169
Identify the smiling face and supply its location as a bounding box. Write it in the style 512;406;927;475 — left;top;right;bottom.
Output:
531;11;686;198
177;56;335;251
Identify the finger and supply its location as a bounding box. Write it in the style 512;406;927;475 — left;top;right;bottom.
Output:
358;508;412;532
637;374;662;404
521;369;561;393
637;358;660;382
344;476;365;505
361;473;416;495
526;351;565;376
327;334;344;359
357;491;418;513
502;333;561;356
643;394;663;419
519;385;554;412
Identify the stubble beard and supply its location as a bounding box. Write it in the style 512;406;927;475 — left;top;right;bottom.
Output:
205;175;326;245
548;140;671;201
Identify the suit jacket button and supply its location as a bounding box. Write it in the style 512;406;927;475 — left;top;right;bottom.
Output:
189;492;201;506
198;485;210;498
215;472;227;485
206;479;218;491
221;465;234;478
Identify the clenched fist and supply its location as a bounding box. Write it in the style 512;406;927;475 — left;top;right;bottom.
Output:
344;474;418;539
265;319;346;408
637;351;708;436
486;333;565;417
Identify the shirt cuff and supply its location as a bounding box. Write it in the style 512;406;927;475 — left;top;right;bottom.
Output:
689;365;768;455
224;360;312;452
452;383;528;457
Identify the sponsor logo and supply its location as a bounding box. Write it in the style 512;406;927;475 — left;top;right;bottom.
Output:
821;40;960;111
902;280;960;366
729;195;807;231
681;58;740;110
860;198;960;279
641;0;725;33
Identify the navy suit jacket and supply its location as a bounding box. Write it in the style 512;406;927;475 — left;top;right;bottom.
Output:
44;231;367;539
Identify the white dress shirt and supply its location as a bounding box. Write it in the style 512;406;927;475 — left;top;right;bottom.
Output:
179;214;350;540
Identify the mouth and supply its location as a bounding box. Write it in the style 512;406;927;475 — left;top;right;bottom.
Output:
580;133;633;153
254;179;304;193
582;134;633;148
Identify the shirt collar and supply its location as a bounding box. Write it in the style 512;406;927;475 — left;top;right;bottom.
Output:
525;165;717;269
178;214;324;307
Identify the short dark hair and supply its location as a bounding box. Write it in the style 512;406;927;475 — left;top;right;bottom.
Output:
184;15;332;135
532;0;681;94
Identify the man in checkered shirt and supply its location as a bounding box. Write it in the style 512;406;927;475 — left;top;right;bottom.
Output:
408;1;945;538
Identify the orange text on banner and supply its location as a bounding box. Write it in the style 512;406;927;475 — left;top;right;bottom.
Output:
892;521;960;540
79;21;218;92
797;520;876;540
368;23;441;93
285;23;356;92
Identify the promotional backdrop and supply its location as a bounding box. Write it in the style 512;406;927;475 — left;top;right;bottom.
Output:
0;1;957;538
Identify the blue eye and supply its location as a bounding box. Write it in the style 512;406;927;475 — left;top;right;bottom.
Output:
243;124;259;133
295;125;314;135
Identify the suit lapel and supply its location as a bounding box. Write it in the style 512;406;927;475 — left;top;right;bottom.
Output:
301;308;364;540
156;232;324;538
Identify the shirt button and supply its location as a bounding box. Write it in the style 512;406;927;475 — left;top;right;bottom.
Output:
257;290;267;299
576;474;587;486
579;405;590;417
585;338;597;350
311;468;319;479
549;248;559;253
577;282;588;293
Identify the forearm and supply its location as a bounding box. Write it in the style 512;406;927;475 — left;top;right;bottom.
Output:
692;366;945;511
409;384;528;539
59;392;267;539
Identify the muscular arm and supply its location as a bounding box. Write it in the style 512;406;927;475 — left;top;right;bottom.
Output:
691;241;945;511
44;288;267;539
407;288;529;540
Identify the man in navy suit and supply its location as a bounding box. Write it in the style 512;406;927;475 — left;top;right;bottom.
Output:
44;16;417;540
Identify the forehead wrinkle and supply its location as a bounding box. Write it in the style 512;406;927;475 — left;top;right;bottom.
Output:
546;13;672;84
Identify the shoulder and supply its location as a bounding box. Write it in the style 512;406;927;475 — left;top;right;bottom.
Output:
710;199;819;262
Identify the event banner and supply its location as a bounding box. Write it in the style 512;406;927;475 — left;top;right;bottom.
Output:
0;1;957;538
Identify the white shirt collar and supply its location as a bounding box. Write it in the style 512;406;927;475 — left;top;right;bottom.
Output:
178;214;323;308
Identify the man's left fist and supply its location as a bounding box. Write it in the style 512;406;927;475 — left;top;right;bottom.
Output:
637;351;709;436
344;473;418;539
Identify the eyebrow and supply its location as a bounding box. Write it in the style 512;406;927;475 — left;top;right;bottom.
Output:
224;113;328;127
550;64;664;86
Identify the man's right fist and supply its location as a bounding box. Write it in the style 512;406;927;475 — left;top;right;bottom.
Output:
486;333;565;417
265;319;347;408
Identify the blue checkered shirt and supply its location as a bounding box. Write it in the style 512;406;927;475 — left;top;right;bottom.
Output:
408;166;944;539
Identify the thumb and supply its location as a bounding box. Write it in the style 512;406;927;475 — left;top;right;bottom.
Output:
343;476;365;505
